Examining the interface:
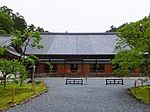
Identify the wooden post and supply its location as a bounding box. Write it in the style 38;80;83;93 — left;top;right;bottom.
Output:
64;59;66;77
49;59;51;77
134;80;137;88
32;65;35;87
82;58;83;76
12;88;15;103
148;88;150;103
141;79;143;86
33;83;35;94
32;80;35;94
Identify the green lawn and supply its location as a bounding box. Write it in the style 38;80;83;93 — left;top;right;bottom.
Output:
130;86;150;103
0;82;46;110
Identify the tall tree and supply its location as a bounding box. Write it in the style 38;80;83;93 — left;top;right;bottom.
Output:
13;12;27;34
0;59;27;89
0;11;14;34
36;26;44;32
113;16;150;77
0;6;13;17
0;6;27;34
27;24;36;31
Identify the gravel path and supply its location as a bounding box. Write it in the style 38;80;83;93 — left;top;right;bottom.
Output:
6;78;150;112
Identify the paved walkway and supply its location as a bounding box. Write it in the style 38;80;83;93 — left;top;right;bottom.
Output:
7;78;150;112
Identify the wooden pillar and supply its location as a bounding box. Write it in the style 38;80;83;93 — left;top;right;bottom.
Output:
96;59;97;76
49;58;51;76
64;59;66;76
36;61;39;77
82;58;84;76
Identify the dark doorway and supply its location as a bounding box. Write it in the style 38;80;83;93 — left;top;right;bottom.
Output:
70;64;78;73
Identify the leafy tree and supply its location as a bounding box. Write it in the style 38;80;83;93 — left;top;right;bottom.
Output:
45;62;53;71
113;15;150;77
0;47;6;55
23;55;38;78
106;24;126;32
36;26;44;32
0;59;27;89
0;27;7;35
0;6;47;34
112;50;145;77
0;6;50;83
27;24;36;31
11;30;44;55
0;11;14;34
0;6;13;17
0;30;44;88
13;13;27;34
0;6;27;34
109;25;117;32
11;30;44;80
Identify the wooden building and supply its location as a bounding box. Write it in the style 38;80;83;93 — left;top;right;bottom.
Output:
25;32;116;77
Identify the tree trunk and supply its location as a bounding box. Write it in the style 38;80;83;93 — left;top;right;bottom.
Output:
3;75;6;90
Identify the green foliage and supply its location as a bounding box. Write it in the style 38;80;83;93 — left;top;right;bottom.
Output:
36;26;44;32
0;6;45;35
0;11;14;34
106;23;126;33
0;59;27;89
113;68;130;77
11;32;23;46
0;83;46;110
0;6;45;83
0;6;13;16
0;47;6;55
0;6;27;34
0;27;7;35
130;86;150;103
112;50;144;77
10;30;43;80
113;50;144;69
117;16;150;50
45;62;53;71
113;15;150;77
13;13;27;34
24;55;38;68
27;24;36;31
11;30;43;49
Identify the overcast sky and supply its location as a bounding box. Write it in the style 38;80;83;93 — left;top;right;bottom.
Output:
1;0;150;32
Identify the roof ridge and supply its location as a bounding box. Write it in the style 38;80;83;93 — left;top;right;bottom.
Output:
40;32;116;35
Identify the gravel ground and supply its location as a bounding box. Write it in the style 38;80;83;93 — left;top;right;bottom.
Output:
6;78;150;112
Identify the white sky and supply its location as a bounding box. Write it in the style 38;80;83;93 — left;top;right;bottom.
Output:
0;0;150;32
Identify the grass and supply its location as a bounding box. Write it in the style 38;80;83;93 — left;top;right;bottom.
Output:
0;82;46;110
129;86;150;103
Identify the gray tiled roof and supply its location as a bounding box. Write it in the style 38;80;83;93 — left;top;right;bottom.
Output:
25;33;117;55
0;36;22;57
0;36;12;47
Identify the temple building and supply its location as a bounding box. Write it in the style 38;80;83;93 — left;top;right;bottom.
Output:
24;32;116;77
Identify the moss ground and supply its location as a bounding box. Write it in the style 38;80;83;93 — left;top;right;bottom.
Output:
0;82;46;110
130;86;150;103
